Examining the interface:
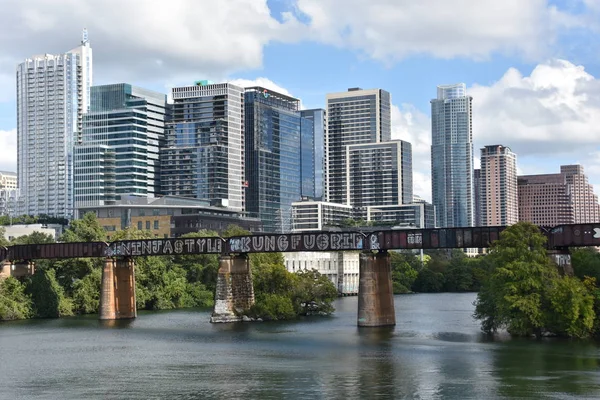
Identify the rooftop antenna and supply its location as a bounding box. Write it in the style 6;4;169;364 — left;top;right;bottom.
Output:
81;28;89;45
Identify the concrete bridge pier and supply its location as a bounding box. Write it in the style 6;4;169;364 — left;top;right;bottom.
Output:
357;250;396;327
99;257;137;320
211;254;255;323
548;249;574;276
0;260;11;280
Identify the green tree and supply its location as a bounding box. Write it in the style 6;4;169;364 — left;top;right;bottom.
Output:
26;269;73;318
71;267;102;314
582;277;600;336
444;263;474;292
291;269;337;315
172;230;220;292
0;277;33;320
390;252;418;294
0;226;9;247
54;212;106;294
60;212;106;243
571;248;600;282
545;276;595;338
412;268;446;292
10;231;55;245
474;222;595;338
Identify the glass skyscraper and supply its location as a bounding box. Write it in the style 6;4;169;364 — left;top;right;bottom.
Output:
161;82;244;211
300;108;325;200
325;88;391;205
74;84;167;209
244;87;313;233
431;83;474;228
16;30;92;218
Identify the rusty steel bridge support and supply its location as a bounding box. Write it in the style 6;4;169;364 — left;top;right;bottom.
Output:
357;250;396;327
99;257;137;320
211;254;255;323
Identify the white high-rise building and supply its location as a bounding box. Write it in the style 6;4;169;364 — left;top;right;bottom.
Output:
431;83;474;228
16;30;92;218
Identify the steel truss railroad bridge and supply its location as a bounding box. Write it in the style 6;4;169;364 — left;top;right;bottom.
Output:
0;224;596;327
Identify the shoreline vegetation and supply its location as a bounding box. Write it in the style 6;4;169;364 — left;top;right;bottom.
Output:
0;213;337;323
2;217;600;339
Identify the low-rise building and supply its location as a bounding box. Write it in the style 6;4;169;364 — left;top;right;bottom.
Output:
292;201;353;231
3;224;57;242
77;195;262;240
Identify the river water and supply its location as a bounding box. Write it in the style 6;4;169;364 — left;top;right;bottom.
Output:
0;293;599;399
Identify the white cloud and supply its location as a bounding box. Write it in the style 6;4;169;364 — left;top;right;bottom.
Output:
470;59;600;156
292;0;585;62
390;58;600;202
0;0;302;99
391;103;432;201
228;77;294;97
0;129;17;172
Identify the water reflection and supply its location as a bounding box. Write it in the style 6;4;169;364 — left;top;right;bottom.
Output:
0;293;599;399
494;339;600;398
99;318;134;329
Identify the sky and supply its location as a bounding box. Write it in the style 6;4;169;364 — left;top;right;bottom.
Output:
1;0;600;202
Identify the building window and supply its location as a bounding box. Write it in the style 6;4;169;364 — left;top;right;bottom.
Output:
137;221;142;230
146;221;151;230
154;220;159;230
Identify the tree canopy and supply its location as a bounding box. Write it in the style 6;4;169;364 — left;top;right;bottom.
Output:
474;222;595;338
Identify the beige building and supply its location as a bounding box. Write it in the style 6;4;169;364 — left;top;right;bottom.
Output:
480;145;518;226
518;165;600;226
77;195;262;240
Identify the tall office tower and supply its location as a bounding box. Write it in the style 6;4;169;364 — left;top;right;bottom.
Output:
346;140;412;207
518;164;600;225
300;109;326;200
480;145;518;226
74;84;167;209
161;81;244;211
245;87;313;233
16;30;92;218
431;83;474;228
473;169;482;227
325;88;391;205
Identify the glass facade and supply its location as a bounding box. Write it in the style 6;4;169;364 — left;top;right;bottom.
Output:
431;83;474;228
300;116;315;199
161;83;244;211
325;88;391;205
16;35;92;218
300;108;325;200
74;84;166;210
245;87;312;233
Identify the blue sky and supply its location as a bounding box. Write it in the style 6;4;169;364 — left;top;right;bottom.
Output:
1;0;599;200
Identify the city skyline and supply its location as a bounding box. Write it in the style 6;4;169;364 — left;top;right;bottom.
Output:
1;1;600;202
